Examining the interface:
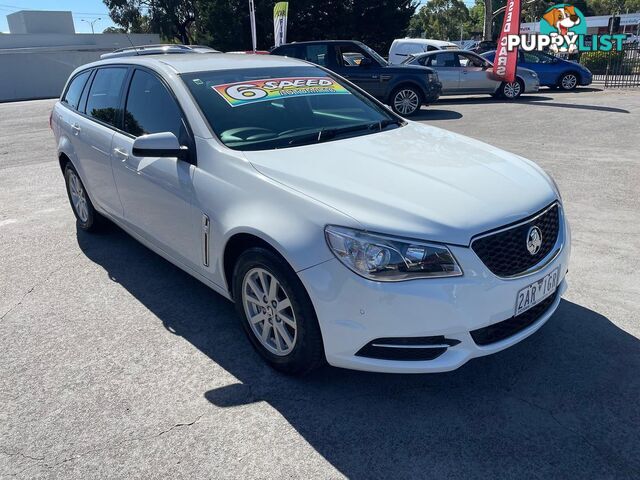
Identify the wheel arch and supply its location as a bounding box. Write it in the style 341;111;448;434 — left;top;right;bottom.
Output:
222;231;293;300
386;79;426;104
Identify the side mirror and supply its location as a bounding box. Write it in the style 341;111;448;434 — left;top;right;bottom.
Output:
132;132;188;160
359;57;373;67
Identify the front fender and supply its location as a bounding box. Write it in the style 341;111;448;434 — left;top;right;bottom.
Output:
192;140;358;290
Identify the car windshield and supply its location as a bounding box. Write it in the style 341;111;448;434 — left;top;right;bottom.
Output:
182;66;401;151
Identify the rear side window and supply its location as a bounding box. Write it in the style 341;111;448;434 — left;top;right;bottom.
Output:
273;45;299;58
303;44;329;66
430;52;459;67
62;71;91;110
124;69;186;141
85;67;128;127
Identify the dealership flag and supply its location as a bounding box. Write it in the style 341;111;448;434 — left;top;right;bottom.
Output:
493;0;521;83
249;0;257;52
273;2;289;47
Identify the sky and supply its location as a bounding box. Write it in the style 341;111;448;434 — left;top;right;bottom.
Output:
0;0;116;33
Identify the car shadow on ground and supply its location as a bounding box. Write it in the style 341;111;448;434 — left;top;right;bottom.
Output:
541;86;604;94
77;226;640;478
412;109;463;121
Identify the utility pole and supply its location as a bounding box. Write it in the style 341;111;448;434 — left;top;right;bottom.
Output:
483;0;493;41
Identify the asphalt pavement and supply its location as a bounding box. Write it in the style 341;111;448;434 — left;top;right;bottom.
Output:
1;88;639;479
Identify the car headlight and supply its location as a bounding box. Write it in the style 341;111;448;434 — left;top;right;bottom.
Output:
530;72;538;78
325;226;462;281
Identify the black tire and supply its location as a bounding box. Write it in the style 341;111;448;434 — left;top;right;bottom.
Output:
232;247;325;375
500;78;524;99
558;72;578;90
63;163;104;232
390;86;423;116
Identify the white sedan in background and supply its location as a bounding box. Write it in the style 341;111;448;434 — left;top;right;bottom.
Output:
52;50;569;374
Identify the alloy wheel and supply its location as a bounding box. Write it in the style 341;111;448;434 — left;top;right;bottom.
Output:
503;81;521;99
242;267;297;356
561;74;577;90
393;89;420;115
68;171;89;222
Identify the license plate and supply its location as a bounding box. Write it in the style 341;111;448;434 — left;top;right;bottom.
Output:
515;268;560;316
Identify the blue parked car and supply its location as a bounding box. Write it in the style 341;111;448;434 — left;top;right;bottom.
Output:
482;50;592;90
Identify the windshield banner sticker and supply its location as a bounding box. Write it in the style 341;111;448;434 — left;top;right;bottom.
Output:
212;77;349;107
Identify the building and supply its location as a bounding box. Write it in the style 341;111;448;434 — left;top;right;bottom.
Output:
0;11;160;102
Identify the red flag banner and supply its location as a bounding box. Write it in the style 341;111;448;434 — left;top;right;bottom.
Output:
493;0;521;83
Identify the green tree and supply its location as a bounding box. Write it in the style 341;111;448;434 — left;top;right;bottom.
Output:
102;26;127;33
105;0;416;53
465;0;485;37
103;0;197;43
408;0;470;40
587;0;640;15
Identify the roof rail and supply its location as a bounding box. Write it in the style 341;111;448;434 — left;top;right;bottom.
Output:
100;44;220;59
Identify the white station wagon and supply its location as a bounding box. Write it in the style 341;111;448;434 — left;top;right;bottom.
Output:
52;51;570;374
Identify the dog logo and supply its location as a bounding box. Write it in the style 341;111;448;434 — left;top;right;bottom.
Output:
526;226;543;256
540;4;587;53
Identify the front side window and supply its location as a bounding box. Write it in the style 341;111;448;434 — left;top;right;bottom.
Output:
85;67;128;127
124;69;186;141
337;46;367;67
182;66;401;151
62;71;91;110
457;53;485;68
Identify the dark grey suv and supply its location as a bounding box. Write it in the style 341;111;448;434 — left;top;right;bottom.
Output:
271;40;442;116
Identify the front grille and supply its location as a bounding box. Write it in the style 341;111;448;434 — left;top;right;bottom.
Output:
470;291;558;346
471;203;560;277
356;336;460;361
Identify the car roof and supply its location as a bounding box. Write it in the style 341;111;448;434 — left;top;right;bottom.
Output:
275;40;363;46
408;49;475;58
76;52;310;75
394;38;457;46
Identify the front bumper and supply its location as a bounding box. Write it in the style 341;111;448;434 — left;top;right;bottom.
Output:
525;76;540;93
299;216;571;373
580;71;593;86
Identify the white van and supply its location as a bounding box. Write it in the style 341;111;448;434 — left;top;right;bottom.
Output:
388;38;459;65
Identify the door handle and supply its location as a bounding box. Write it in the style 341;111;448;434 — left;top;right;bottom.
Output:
113;148;129;161
462;70;469;74
71;123;81;135
371;75;379;79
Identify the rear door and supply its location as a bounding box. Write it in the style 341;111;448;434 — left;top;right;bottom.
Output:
110;68;198;266
74;66;129;217
425;52;460;94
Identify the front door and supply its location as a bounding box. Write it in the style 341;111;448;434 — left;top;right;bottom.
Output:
519;51;557;85
331;44;385;98
457;52;498;93
110;68;198;267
